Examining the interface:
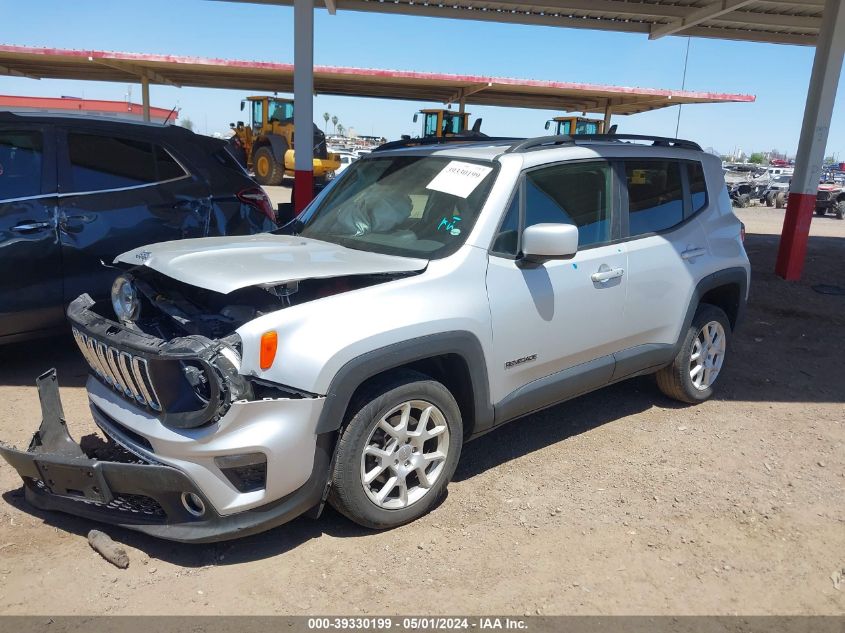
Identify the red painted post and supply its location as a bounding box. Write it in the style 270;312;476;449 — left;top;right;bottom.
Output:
774;193;816;280
293;0;315;214
774;0;844;280
294;170;314;213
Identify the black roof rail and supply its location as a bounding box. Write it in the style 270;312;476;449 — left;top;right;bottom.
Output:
373;134;521;153
504;135;574;153
506;133;702;153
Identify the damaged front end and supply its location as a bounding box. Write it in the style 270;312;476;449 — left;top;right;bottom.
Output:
0;294;332;542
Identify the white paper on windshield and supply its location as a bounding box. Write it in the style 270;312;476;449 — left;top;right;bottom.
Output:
426;161;494;199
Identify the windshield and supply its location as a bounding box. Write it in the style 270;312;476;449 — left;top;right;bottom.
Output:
269;100;294;122
297;155;498;259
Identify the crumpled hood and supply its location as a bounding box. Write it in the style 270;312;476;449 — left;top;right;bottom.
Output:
116;233;428;294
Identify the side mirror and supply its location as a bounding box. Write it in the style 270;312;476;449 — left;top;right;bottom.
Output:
521;223;578;263
544;120;551;131
229;122;235;128
413;113;418;123
240;101;246;112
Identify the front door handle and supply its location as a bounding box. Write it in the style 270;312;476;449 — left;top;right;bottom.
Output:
11;221;52;233
591;267;625;283
681;247;707;261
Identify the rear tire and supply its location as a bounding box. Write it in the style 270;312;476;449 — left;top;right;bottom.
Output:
252;145;285;186
329;371;463;530
656;304;731;404
775;191;786;208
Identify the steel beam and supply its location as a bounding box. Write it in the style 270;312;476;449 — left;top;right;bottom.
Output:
649;0;755;40
141;76;151;122
293;0;315;212
775;0;845;280
91;58;180;87
0;63;38;80
603;101;612;130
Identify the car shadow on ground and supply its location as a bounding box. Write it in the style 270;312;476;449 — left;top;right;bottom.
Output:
1;374;675;567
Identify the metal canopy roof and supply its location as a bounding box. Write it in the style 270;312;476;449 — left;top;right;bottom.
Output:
221;0;823;46
0;44;753;115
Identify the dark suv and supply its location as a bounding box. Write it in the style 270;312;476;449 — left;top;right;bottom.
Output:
0;112;276;343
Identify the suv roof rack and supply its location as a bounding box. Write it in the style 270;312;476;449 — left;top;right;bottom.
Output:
505;134;702;154
373;134;521;153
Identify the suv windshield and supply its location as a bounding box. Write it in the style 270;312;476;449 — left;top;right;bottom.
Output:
297;155;498;259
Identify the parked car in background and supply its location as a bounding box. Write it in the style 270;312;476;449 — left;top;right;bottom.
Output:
761;174;791;207
0;112;276;344
815;181;845;219
333;150;358;175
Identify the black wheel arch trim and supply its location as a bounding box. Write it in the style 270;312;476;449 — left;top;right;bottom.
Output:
673;266;748;358
314;331;494;437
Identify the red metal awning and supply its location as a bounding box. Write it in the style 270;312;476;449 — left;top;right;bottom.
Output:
0;44;754;115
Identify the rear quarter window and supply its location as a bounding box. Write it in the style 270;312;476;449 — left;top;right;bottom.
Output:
66;133;186;193
688;161;708;216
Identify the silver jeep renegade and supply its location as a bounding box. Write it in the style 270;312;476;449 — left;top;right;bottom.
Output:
1;134;749;542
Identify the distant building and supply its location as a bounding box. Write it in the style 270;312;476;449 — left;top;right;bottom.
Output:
0;95;176;124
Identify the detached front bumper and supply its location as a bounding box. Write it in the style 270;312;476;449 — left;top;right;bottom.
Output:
0;370;333;543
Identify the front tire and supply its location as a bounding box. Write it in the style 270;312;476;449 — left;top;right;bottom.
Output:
835;200;845;220
329;371;463;529
656;304;731;404
252;145;285;186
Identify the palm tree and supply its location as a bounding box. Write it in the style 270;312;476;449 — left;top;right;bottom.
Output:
331;115;338;134
323;112;330;133
337;123;345;137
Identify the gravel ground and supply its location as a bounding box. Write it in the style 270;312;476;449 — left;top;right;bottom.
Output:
0;202;842;615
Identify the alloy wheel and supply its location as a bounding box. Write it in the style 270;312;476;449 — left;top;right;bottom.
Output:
689;321;726;390
360;400;450;510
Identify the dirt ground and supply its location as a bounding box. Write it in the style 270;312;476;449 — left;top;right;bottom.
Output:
0;202;843;616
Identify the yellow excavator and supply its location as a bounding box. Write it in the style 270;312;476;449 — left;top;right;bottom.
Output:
545;116;605;136
228;96;340;186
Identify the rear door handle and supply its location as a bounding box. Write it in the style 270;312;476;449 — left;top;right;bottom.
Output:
681;247;707;261
11;221;52;233
591;267;624;283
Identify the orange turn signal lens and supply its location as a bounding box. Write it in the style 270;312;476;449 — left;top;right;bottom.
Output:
259;331;278;370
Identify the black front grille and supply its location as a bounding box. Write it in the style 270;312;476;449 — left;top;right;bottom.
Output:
72;328;161;411
818;191;832;201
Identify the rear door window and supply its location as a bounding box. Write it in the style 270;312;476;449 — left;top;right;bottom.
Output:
625;160;684;236
66;133;185;193
0;130;43;200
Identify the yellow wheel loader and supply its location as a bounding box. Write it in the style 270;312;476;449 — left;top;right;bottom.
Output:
228;96;339;187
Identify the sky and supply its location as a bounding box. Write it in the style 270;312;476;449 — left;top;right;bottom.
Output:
0;0;843;159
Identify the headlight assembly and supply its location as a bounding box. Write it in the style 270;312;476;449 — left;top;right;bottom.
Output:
111;275;141;323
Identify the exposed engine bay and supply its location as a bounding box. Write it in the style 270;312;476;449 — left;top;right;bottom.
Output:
100;266;416;341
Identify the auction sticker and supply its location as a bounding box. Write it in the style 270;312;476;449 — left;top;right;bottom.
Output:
426;161;493;198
